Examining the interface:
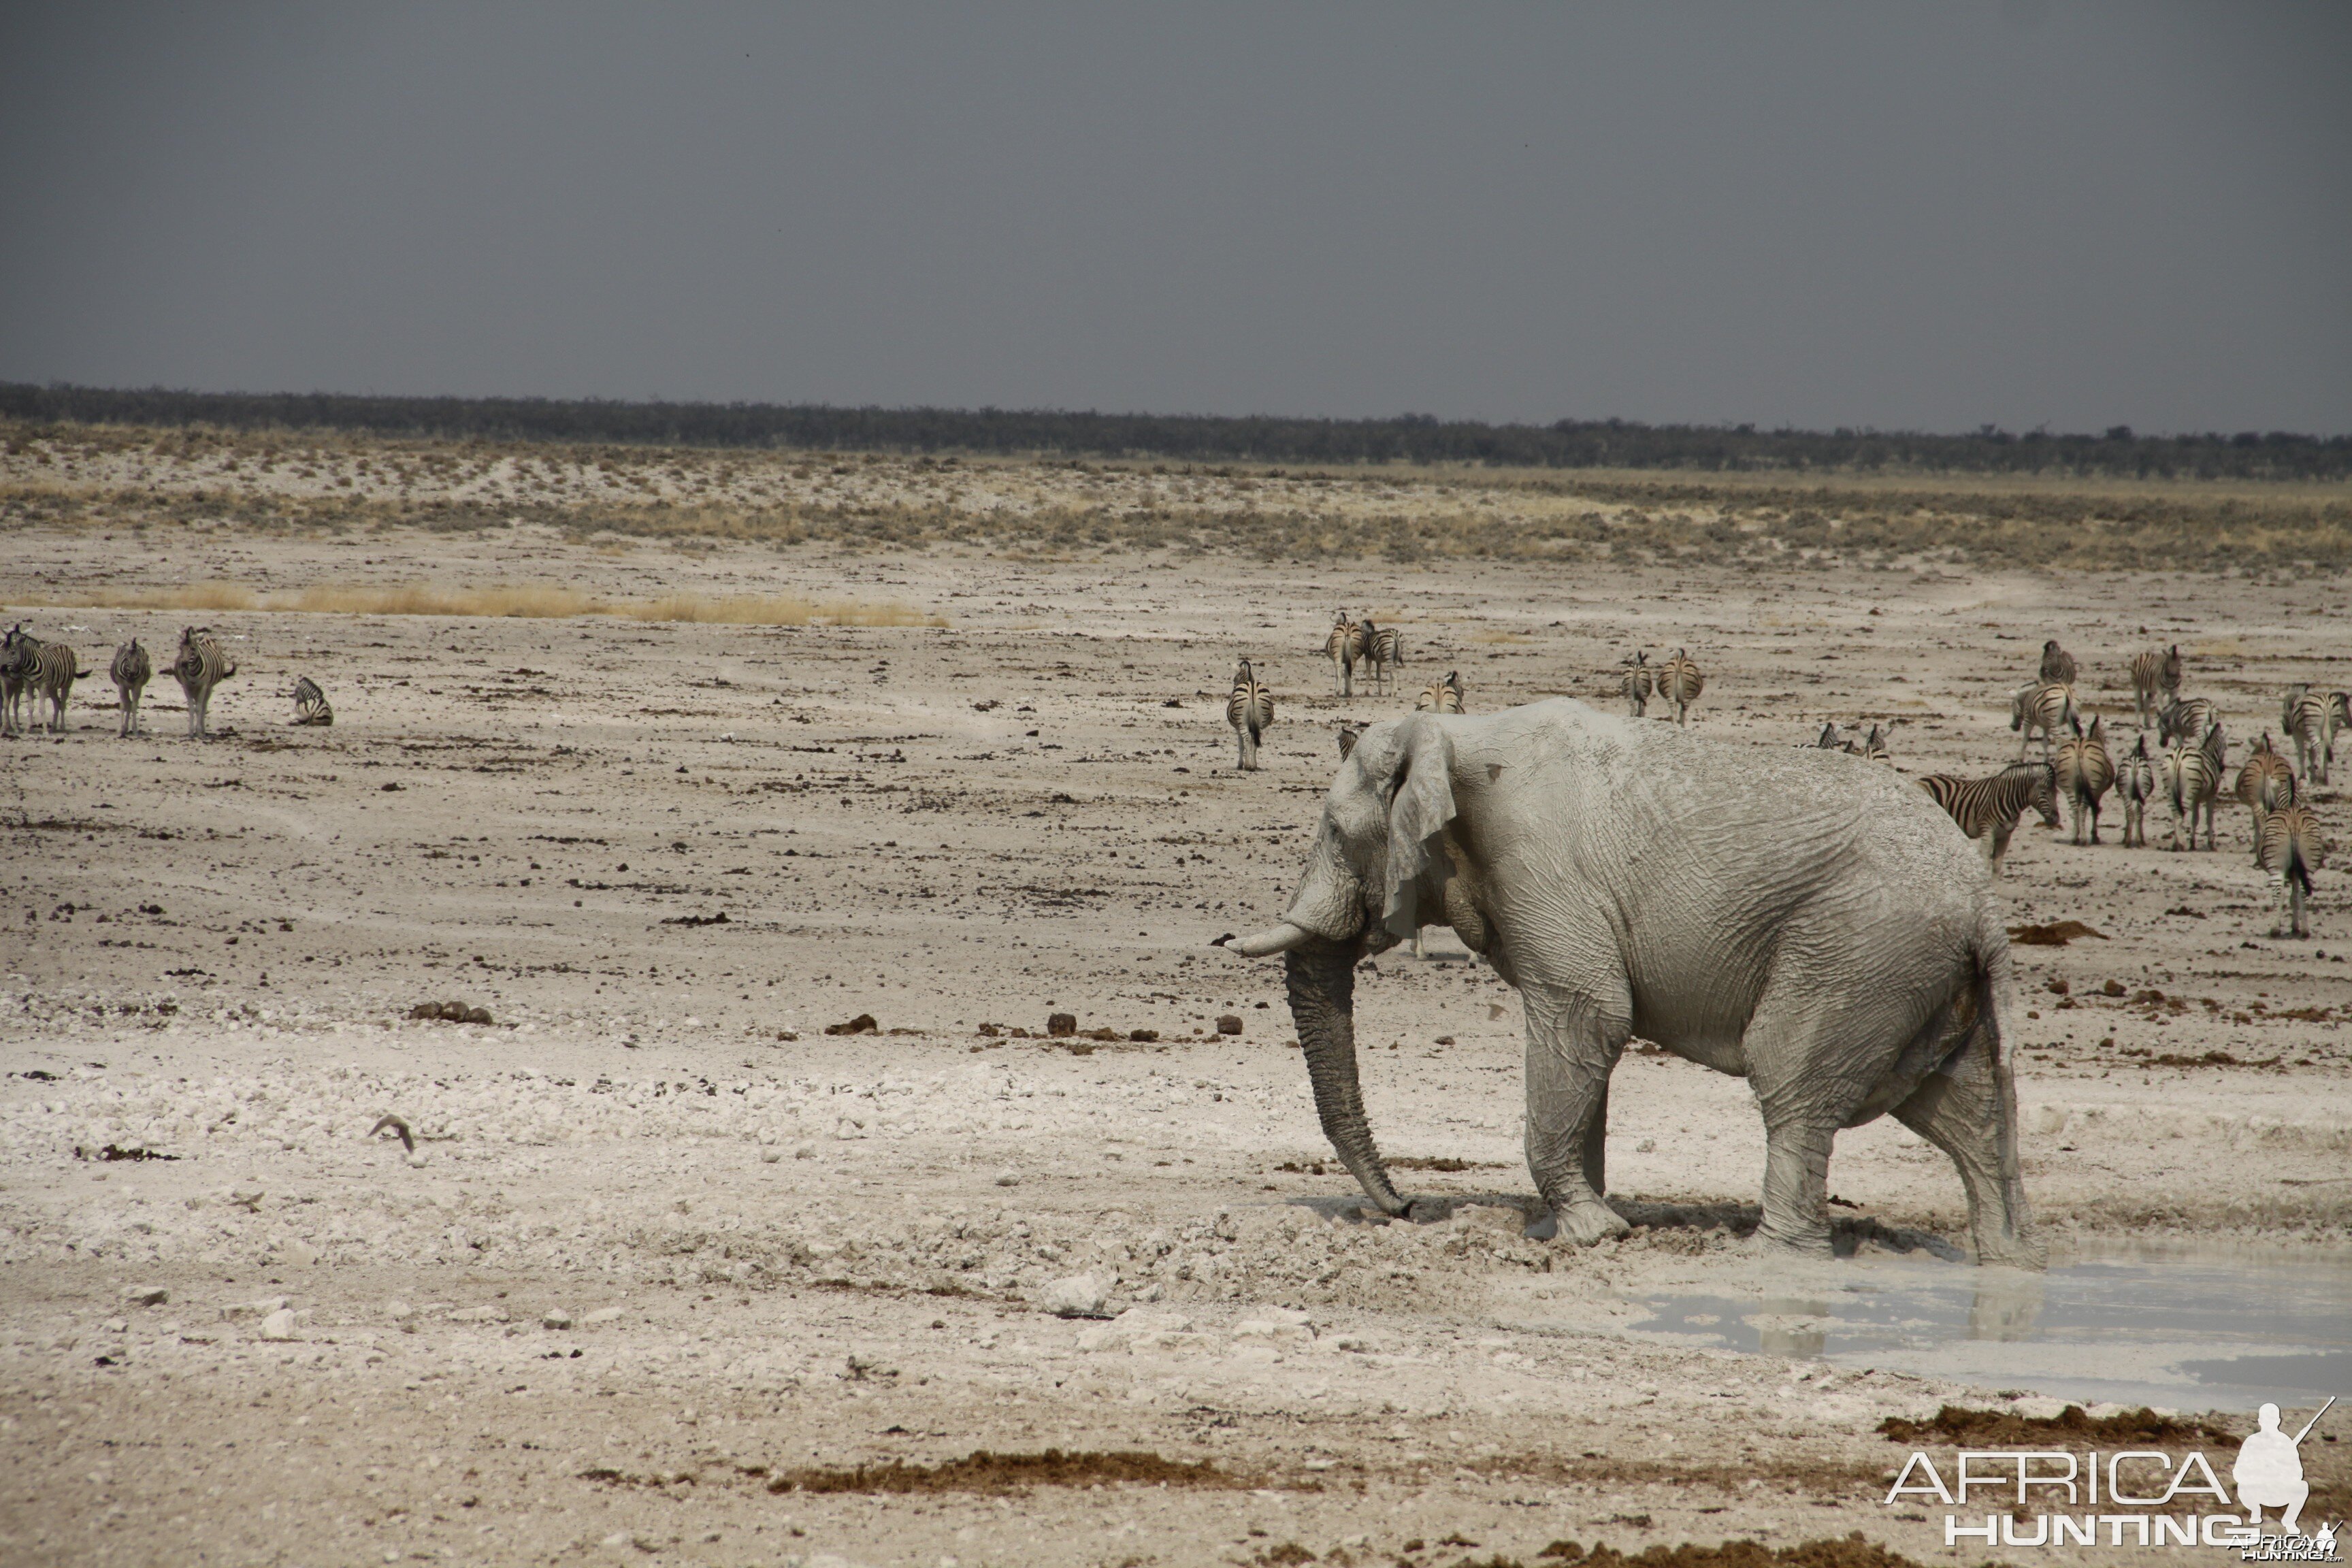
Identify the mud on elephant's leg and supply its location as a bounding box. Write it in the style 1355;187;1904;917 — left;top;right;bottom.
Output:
1522;983;1631;1247
1757;1117;1836;1254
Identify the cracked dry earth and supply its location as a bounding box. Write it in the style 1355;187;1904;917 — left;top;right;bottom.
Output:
3;521;2349;1568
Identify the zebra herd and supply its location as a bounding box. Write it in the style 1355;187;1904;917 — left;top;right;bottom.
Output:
1918;636;2333;938
1225;609;1473;770
1;624;240;740
1618;648;1706;725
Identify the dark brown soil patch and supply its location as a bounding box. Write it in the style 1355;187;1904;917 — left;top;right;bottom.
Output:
765;1447;1243;1495
1527;1537;1932;1568
2007;920;2107;946
1877;1403;2233;1446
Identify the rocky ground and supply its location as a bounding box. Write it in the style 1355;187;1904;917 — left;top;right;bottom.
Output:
2;483;2348;1567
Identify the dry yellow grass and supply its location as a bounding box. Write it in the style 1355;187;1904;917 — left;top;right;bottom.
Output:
3;583;943;627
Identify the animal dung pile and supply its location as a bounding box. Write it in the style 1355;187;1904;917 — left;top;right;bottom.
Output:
408;1000;494;1025
824;1013;880;1036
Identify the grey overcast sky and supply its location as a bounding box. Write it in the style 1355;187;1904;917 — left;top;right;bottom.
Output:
3;3;2347;434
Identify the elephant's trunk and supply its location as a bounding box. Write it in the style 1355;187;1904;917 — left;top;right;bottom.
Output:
1285;943;1409;1217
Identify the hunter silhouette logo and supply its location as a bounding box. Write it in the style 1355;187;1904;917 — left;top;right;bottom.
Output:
1882;1396;2340;1555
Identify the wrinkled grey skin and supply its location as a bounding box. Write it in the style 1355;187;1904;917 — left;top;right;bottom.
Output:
1226;700;2040;1267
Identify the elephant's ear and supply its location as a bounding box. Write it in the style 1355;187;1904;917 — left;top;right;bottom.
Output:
1382;715;1458;938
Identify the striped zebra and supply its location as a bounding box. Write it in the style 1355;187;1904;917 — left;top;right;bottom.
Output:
2161;723;2225;851
1323;610;1358;698
2234;732;2296;824
2157;694;2217;749
292;674;333;726
2328;691;2352;770
172;625;237;738
2053;715;2114;845
1656;649;1703;725
1226;658;1273;770
2010;681;2075;760
0;625;37;737
2039;639;2078;687
2117;732;2156;849
1917;761;2059;877
11;630;88;736
2255;803;2326;938
2280;684;2329;785
2129;644;2183;728
1620;651;1652;718
1414;670;1464;713
110;640;152;738
1857;721;1890;764
1363;617;1405;696
1813;720;1842;749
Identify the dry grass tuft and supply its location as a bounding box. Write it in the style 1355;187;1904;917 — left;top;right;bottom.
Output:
4;583;942;627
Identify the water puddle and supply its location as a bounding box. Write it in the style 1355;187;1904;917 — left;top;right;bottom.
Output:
1616;1245;2352;1410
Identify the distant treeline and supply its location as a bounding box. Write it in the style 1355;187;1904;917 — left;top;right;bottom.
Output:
3;381;2346;481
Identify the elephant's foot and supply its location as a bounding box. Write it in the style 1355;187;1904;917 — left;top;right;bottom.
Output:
1552;1198;1631;1247
1973;1232;2048;1270
1754;1217;1834;1256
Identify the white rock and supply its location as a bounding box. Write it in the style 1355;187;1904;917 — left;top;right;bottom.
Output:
542;1309;574;1330
121;1286;168;1307
220;1296;290;1321
283;1239;319;1266
762;1147;783;1163
386;1301;414;1321
1040;1273;1109;1318
448;1305;508;1323
994;1170;1019;1187
405;1149;429;1168
258;1309;298;1342
2032;1104;2069;1135
583;1307;625;1326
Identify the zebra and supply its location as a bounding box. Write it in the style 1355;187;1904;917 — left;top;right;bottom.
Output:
292;674;333;726
1620;651;1652;718
11;630;88;736
1414;670;1464;713
2010;681;2075;760
1857;721;1891;764
1916;761;2059;877
1656;648;1703;725
2129;644;2183;728
2162;723;2225;851
0;625;38;737
2117;732;2157;849
2053;715;2114;845
2234;732;2297;837
172;625;237;738
2157;694;2217;749
1813;720;1843;749
2255;803;2327;938
1364;617;1405;696
110;640;152;738
1323;610;1358;698
2039;638;2078;687
2281;684;2329;785
1226;658;1273;770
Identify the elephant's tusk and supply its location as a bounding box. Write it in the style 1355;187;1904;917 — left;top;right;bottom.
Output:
1228;922;1313;957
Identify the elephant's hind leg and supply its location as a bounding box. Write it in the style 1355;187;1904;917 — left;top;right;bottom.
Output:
1891;1029;2041;1268
1521;981;1631;1247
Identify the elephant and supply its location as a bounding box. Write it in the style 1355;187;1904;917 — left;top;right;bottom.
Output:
1220;699;2042;1267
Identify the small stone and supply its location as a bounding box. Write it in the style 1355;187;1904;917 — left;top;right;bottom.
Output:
583;1307;625;1326
994;1170;1019;1187
1040;1273;1109;1318
283;1239;319;1267
542;1309;574;1330
1635;1138;1656;1153
404;1149;429;1168
448;1304;508;1323
228;1185;265;1211
761;1147;783;1163
1047;1012;1077;1038
1215;1015;1243;1035
792;1143;816;1160
103;1318;129;1334
386;1301;414;1321
220;1296;289;1321
257;1309;298;1342
121;1286;168;1307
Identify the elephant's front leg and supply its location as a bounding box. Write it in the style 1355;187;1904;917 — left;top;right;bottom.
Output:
1757;1116;1836;1254
1522;982;1631;1247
